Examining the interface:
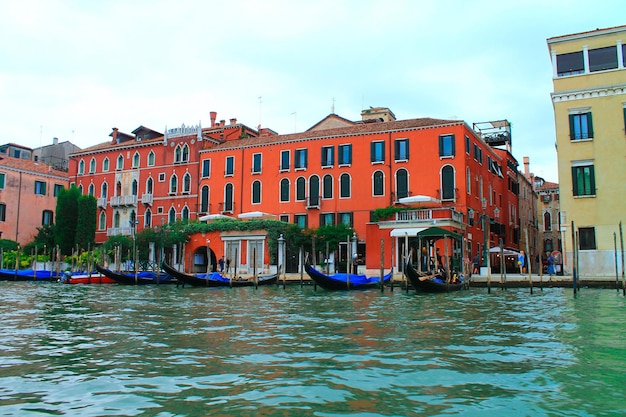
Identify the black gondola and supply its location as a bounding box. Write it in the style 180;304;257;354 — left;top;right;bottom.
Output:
304;262;392;291
404;261;466;293
95;264;176;285
162;262;278;287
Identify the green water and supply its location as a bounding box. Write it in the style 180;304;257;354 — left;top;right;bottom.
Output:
0;282;624;416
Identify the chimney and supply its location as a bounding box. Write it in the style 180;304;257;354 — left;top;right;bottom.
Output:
523;156;529;176
230;118;237;125
210;111;217;128
53;137;58;145
112;128;118;144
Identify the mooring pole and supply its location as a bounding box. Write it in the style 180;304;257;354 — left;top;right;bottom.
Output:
571;221;577;296
380;239;385;293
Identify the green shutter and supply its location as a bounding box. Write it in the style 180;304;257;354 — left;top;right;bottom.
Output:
569;114;575;140
589;165;596;195
571;166;579;196
438;136;444;156
587;113;594;139
451;135;456;156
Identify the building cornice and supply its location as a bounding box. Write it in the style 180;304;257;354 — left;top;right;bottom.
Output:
551;83;626;103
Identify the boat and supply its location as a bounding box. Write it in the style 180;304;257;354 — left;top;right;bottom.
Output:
162;262;278;287
304;262;392;290
404;261;466;293
0;269;60;281
60;271;116;284
94;264;176;285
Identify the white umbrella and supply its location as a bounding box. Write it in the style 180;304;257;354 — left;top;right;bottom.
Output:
238;211;277;220
398;195;441;205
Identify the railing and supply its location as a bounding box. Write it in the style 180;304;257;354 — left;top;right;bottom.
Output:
142;193;153;206
97;197;107;208
394;208;464;224
110;195;138;207
306;195;320;209
107;227;133;237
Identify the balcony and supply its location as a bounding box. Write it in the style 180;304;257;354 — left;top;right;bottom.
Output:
142;193;153;206
97;197;107;209
306;195;320;209
107;227;133;237
110;195;138;207
379;207;465;230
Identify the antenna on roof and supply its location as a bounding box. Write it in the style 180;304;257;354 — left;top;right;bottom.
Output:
258;96;263;127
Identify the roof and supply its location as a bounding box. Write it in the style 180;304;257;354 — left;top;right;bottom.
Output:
0;156;69;178
547;24;626;43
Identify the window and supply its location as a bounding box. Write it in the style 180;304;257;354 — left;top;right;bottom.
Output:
466;167;471;194
103;158;110;172
182;144;189;162
170;174;178;194
473;144;483;164
175;146;182;163
225;156;234;176
0;173;5;189
396;169;408;200
158;173;166;182
145;209;152;227
132;153;140;168
78;160;85;175
183;173;191;194
373;171;384;196
569;112;593;140
98;212;106;230
295;149;307;169
322;175;333;199
309;175;320;207
224;183;234;212
252;153;262;174
395;138;409;161
320;213;334;226
371;141;385;163
0;203;4;221
441;165;455;200
465;135;470;154
439;134;455;157
339;212;353;226
89;158;96;173
88;183;95;196
148;151;155;166
556;51;584;76
35;181;46;195
296;177;306;201
131;180;138;196
54;184;63;197
579;227;596;250
338;144;352;165
279;214;289;222
340;173;351;198
200;186;209;213
114;211;120;228
294;214;307;228
252;180;261;204
202;160;211;178
588;46;617;72
280;179;290;202
280;150;290;171
544;211;552;231
182;206;189;221
42;210;53;225
572;164;595;196
169;207;176;223
116;155;124;170
321;146;334;167
145;178;153;194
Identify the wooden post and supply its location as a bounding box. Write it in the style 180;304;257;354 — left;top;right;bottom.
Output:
34;245;38;280
253;247;258;289
538;250;543;291
571;221;577;295
380;238;385;293
525;228;532;295
499;240;504;290
614;232;619;292
619;221;625;296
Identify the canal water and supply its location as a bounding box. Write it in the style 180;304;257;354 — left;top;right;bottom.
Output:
0;282;624;416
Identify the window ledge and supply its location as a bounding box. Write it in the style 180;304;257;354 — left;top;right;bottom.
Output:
570;138;593;142
371;161;385;165
573;194;596;199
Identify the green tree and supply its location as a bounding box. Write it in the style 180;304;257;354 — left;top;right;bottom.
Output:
75;194;97;251
22;225;55;256
54;185;80;255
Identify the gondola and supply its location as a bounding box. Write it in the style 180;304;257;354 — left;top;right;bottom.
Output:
95;264;176;285
162;262;278;287
404;261;466;293
0;269;60;281
304;262;392;290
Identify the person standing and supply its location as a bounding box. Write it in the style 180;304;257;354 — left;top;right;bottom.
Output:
517;251;526;274
218;256;225;272
472;253;480;275
546;252;555;278
225;257;231;273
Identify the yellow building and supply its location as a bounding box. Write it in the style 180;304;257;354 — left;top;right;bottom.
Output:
547;25;626;276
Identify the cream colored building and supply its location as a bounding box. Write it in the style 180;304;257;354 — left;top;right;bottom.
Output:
547;25;626;276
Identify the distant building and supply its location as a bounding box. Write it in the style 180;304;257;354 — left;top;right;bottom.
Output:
32;137;81;172
547;25;626;276
0;156;69;245
0;143;33;160
518;159;539;272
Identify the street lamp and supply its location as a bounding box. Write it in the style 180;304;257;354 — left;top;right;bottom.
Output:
278;234;285;277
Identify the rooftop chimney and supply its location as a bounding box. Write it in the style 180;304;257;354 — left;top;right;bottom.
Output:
230;118;237;125
53;137;58;145
210;111;217;128
111;128;119;144
523;156;529;176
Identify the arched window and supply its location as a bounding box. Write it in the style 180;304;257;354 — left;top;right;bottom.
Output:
183;173;191;193
88;183;95;196
131;179;138;196
340;173;351;198
182;144;189;162
168;207;176;223
170;174;178;194
441;165;455;201
309;175;320;206
373;171;384;196
200;185;209;213
116;181;122;196
252;180;261;204
396;169;408;200
146;177;153;194
147;151;155;166
182;206;189;221
544;238;553;253
99;211;106;231
78;184;83;194
175;146;182;163
544;211;552;231
89;158;96;173
280;179;290;202
132;152;140;168
466;167;471;194
323;174;333;199
102;158;110;172
224;184;234;212
296;177;306;201
78;160;85;174
116;155;124;170
145;209;152;227
101;182;108;198
114;211;120;228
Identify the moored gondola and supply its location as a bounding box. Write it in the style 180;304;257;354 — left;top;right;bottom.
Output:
404;261;466;293
304;262;391;290
95;264;176;285
0;269;60;281
162;262;278;287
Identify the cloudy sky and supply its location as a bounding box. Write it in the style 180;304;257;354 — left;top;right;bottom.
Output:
0;1;623;182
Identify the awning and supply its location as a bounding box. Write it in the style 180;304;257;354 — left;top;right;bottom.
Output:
398;195;441;205
390;227;426;237
489;246;520;256
199;213;234;221
418;226;462;240
238;211;277;220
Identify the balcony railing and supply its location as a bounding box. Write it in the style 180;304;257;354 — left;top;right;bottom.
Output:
142;193;153;206
394;208;464;224
107;227;133;237
97;197;107;208
306;195;320;209
110;195;138;207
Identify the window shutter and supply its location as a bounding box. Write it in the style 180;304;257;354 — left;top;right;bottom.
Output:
370;142;375;162
405;141;409;160
587;113;594;138
568;114;575;140
438;136;444;156
451;135;456;156
382;145;385;161
571;166;578;196
589;166;596;195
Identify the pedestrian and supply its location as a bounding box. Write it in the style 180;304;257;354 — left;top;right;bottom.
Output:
218;256;225;272
546;252;555;277
225;257;231;273
518;250;525;274
472;253;480;275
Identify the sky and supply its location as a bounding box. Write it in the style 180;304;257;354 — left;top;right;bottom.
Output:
0;0;623;183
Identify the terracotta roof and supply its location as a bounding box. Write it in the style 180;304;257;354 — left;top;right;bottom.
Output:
537;180;559;190
0;156;69;178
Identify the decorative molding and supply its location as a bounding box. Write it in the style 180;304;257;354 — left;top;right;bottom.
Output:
552;84;626;102
164;122;202;142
